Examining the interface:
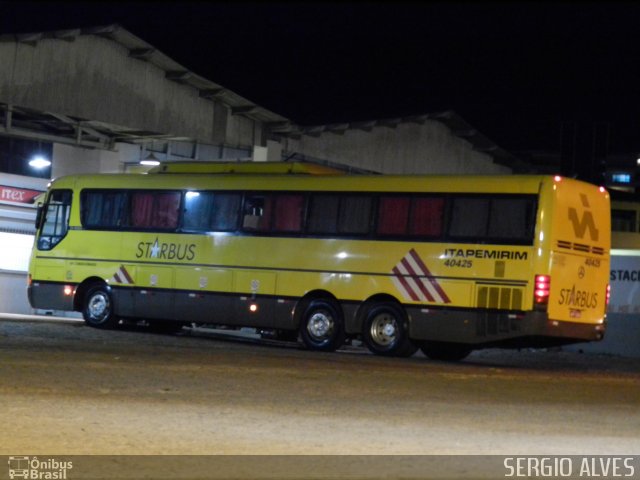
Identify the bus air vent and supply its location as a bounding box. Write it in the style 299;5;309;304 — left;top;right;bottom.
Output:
477;286;523;310
556;240;605;255
557;240;572;249
573;243;590;253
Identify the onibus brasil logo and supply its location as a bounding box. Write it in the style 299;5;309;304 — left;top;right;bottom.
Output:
7;456;73;479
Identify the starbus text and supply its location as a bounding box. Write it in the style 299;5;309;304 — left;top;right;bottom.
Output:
136;238;196;261
558;285;598;309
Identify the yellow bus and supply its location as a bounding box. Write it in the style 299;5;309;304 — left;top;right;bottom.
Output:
27;162;611;360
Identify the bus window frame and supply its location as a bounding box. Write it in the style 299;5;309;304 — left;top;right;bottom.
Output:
37;189;73;251
80;188;183;233
444;193;538;246
77;187;537;246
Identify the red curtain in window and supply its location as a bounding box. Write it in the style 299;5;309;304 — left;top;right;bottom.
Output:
131;192;180;228
411;198;444;236
274;195;303;232
131;193;154;228
377;197;410;235
153;193;180;228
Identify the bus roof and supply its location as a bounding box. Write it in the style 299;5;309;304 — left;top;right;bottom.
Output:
147;161;347;176
46;170;608;197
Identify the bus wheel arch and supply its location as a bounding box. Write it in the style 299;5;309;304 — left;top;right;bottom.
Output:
73;277;108;311
79;279;120;329
359;296;418;357
296;291;345;352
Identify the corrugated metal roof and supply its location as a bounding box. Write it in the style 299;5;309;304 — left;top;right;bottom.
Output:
0;24;522;170
0;23;291;127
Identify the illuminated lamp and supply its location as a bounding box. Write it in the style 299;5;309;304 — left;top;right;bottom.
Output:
140;152;160;166
29;155;51;169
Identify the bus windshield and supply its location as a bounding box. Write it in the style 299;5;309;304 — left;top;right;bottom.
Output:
37;189;72;250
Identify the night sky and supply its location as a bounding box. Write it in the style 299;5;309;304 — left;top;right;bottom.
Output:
2;1;640;155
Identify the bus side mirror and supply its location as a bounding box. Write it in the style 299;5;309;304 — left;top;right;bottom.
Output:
35;203;44;230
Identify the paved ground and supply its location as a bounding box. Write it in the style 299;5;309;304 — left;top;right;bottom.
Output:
1;317;639;478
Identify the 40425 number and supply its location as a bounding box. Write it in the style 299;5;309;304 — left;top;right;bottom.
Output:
444;259;473;268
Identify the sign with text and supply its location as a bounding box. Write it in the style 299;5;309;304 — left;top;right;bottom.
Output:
0;185;43;204
609;255;640;314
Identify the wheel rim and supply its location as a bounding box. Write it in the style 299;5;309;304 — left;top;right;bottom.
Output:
306;310;334;341
87;292;110;322
369;312;398;347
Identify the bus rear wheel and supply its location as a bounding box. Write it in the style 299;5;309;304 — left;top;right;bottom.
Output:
299;299;345;352
420;341;472;362
362;303;417;357
82;284;119;329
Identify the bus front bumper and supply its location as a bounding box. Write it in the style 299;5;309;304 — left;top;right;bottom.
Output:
28;281;76;312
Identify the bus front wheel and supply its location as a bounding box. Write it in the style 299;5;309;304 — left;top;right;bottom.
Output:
420;341;472;362
299;299;345;352
82;284;119;329
362;303;417;357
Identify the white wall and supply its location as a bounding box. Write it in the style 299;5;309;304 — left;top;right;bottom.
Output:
53;142;140;177
282;120;511;175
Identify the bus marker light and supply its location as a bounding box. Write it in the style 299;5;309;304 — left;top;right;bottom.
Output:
63;285;74;296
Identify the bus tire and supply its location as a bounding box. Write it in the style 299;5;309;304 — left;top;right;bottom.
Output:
420;341;472;362
362;303;417;357
299;299;345;352
82;284;119;329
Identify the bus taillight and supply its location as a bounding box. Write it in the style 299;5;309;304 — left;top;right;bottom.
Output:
606;284;611;307
534;274;550;308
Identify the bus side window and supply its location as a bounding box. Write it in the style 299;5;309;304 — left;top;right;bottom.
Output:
183;191;214;231
448;195;536;244
449;197;489;239
211;193;241;231
242;194;272;232
130;191;180;230
37;189;72;251
338;195;373;235
183;192;241;232
307;194;339;234
410;197;444;237
81;190;128;229
377;196;410;236
272;194;304;233
488;197;535;241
